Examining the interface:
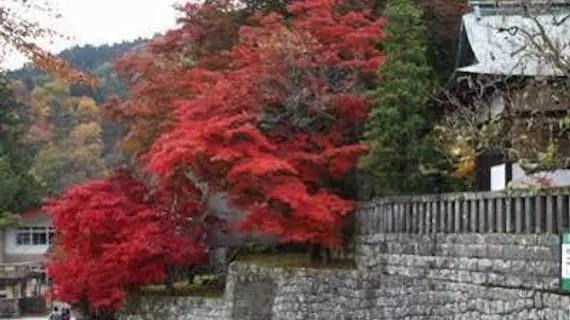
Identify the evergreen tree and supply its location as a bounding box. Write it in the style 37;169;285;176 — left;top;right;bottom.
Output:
360;0;461;195
0;74;47;229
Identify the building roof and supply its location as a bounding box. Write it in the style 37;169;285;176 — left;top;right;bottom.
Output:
457;11;570;76
21;210;50;220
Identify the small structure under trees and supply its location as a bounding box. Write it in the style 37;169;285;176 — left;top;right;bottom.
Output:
435;0;570;191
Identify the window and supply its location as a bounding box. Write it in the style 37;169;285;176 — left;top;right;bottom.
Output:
32;227;47;245
16;226;54;246
16;228;31;245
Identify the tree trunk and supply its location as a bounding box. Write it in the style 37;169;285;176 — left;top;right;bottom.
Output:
187;266;196;285
309;243;330;264
164;264;174;295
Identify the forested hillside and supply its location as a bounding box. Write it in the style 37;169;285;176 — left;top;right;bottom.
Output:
8;38;147;101
6;38;148;196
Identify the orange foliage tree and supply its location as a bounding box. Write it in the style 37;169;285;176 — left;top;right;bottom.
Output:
0;0;97;86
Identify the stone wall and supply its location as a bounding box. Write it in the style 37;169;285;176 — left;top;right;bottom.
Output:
121;296;227;320
355;233;570;319
121;264;376;320
230;270;277;319
228;264;376;320
122;233;570;320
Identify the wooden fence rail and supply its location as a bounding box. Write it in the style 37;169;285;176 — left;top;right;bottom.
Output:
356;189;570;235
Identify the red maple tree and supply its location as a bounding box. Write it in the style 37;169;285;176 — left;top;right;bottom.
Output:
44;169;206;311
139;0;385;247
46;0;385;312
105;0;247;155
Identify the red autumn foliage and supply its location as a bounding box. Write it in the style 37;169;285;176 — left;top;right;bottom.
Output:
46;0;384;312
44;169;206;311
105;1;246;154
137;0;385;247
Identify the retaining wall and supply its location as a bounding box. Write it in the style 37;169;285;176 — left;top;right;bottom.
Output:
122;191;570;320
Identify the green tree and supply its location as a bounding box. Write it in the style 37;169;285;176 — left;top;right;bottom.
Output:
360;0;462;196
0;75;47;229
372;0;467;84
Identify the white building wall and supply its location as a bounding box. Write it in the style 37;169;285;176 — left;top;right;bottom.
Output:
5;214;52;256
490;163;507;191
490;162;570;190
511;164;570;188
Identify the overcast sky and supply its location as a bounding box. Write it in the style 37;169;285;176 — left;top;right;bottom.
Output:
2;0;184;70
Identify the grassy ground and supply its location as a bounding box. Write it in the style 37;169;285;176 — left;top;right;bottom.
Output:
138;275;224;298
235;252;356;270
